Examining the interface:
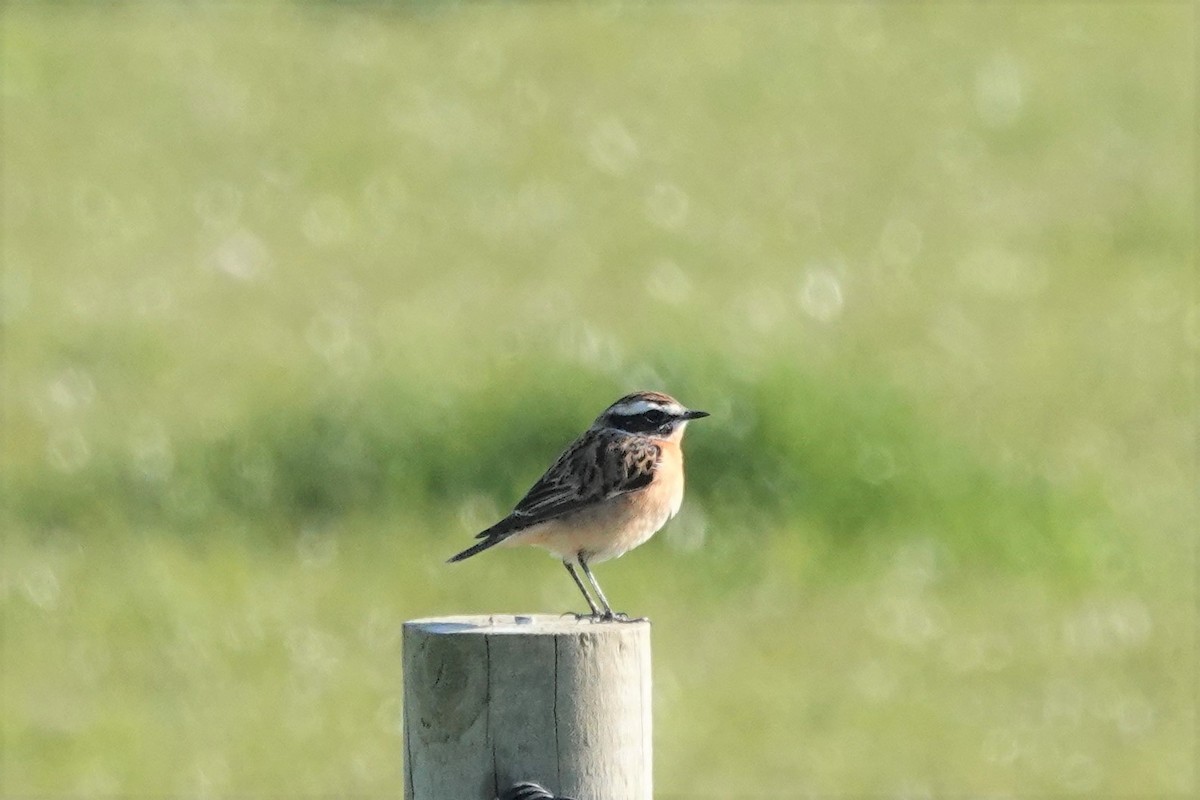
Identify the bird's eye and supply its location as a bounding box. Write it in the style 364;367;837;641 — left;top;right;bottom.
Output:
643;409;667;424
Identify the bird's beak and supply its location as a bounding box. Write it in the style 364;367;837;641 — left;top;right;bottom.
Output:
682;409;710;420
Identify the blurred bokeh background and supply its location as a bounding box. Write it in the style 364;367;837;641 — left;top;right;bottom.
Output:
1;2;1195;797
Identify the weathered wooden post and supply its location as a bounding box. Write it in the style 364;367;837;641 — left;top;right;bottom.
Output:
403;615;652;800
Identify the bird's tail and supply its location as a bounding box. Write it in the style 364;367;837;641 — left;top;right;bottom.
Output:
448;516;520;563
447;536;501;563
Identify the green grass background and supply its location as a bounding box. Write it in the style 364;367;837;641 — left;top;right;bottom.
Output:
1;2;1195;796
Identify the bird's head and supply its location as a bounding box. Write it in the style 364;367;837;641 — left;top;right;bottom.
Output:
593;391;710;440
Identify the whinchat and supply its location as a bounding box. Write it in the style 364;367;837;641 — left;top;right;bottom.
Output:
448;391;709;621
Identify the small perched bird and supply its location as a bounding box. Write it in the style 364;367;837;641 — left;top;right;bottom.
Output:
448;391;708;621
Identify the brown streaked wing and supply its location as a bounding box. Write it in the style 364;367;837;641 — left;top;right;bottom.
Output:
482;429;660;536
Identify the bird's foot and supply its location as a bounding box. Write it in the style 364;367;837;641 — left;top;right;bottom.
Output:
560;610;647;623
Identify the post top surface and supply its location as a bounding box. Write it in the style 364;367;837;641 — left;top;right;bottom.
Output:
404;614;651;635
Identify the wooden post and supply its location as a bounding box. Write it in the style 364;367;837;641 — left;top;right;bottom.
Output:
402;615;652;800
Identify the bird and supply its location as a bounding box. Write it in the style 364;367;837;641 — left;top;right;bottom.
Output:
448;390;709;621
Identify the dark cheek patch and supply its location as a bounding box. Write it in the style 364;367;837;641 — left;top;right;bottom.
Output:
615;414;653;434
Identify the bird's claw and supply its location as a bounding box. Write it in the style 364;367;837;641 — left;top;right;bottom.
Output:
560;611;645;623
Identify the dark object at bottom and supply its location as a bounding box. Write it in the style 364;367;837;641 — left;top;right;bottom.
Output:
499;781;577;800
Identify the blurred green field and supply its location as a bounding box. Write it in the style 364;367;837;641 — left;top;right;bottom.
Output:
1;3;1195;797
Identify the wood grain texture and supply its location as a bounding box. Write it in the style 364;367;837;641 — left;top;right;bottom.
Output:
402;615;651;800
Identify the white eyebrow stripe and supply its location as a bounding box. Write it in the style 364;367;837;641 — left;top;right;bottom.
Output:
611;399;674;417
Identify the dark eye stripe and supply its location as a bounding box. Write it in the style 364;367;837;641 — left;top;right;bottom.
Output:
612;410;670;433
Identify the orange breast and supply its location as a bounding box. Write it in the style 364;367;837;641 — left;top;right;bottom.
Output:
648;437;685;518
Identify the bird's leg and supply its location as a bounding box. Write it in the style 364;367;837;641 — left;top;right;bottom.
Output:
563;561;601;619
579;557;642;622
578;558;613;617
